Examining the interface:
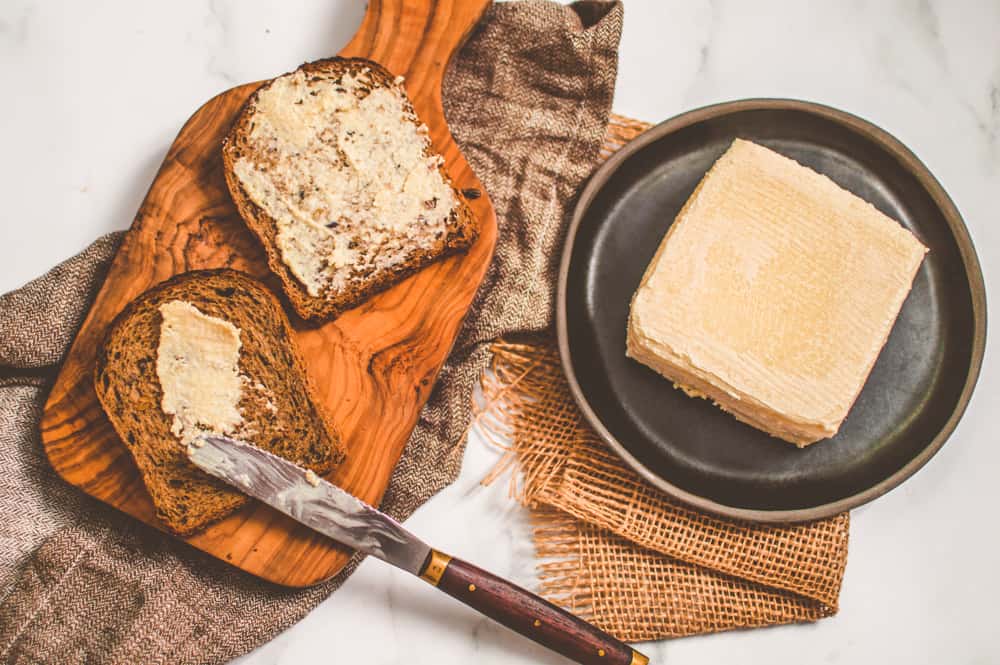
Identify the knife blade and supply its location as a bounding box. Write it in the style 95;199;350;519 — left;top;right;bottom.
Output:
189;435;647;665
189;434;429;575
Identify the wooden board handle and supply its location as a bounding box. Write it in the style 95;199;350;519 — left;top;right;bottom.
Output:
341;0;492;85
420;550;648;665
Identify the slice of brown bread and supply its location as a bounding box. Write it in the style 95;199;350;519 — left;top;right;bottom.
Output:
222;57;479;322
94;269;345;535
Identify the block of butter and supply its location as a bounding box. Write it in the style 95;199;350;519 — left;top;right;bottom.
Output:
626;139;928;447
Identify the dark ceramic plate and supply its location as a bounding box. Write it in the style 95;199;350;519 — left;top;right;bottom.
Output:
557;100;986;522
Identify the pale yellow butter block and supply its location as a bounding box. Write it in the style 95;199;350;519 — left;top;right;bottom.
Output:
626;139;928;447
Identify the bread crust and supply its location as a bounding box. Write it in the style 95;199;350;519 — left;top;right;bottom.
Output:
94;269;345;535
222;57;479;322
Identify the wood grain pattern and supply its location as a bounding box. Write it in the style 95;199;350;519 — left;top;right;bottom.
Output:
40;0;497;587
432;554;647;665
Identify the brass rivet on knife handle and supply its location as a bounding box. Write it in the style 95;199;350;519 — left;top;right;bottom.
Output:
629;650;649;665
419;549;452;586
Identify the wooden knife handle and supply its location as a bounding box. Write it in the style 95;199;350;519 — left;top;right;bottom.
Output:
419;549;648;665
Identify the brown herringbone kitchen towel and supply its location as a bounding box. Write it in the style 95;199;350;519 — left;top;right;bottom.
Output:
479;337;850;641
0;3;623;663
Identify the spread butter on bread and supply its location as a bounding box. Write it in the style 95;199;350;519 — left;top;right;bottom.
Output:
222;57;479;322
627;139;928;447
156;300;245;449
95;269;345;535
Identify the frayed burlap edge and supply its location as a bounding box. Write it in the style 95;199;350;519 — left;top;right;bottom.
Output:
476;339;848;641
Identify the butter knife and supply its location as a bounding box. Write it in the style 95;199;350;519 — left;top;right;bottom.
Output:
189;436;648;665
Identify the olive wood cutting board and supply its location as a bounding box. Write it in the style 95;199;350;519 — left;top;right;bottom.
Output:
40;0;497;587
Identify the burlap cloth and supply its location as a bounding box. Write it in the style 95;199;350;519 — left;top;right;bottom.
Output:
479;338;850;641
0;2;623;663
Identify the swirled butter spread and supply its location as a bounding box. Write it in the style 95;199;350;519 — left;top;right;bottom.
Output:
231;68;458;297
156;301;245;447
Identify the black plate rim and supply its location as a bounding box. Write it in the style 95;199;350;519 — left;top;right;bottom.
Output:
557;98;987;523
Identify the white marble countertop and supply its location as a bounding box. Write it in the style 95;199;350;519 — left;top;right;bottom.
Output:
2;1;997;663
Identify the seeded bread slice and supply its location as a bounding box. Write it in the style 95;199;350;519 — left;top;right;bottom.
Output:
222;57;479;322
94;269;345;535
